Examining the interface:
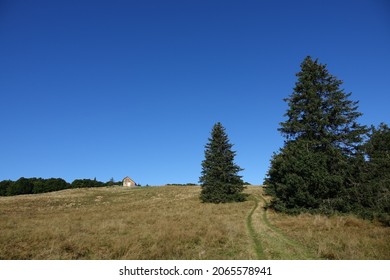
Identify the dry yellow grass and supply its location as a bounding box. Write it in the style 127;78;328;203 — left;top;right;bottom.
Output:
268;210;390;259
0;186;388;260
0;186;254;260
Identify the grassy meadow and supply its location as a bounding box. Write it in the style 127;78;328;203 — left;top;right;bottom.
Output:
0;186;389;260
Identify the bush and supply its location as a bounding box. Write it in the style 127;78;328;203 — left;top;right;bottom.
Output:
71;179;105;188
0;180;13;196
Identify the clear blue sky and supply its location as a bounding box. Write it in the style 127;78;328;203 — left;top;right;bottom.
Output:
1;0;389;185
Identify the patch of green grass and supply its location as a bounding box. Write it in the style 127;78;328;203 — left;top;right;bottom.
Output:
246;196;265;259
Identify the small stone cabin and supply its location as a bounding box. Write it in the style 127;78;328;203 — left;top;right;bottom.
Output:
122;176;136;187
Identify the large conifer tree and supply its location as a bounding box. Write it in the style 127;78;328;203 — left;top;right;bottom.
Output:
279;56;367;155
199;122;245;203
265;56;367;213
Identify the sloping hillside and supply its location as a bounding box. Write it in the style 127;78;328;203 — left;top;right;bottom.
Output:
0;186;388;259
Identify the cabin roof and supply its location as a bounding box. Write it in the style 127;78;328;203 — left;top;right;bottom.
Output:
122;176;135;182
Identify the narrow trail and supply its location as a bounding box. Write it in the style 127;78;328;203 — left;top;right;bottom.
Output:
246;190;318;260
246;196;265;259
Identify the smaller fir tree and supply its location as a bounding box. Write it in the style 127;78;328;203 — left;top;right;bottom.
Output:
199;122;245;203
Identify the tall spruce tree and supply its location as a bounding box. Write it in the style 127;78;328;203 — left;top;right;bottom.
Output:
265;56;368;213
279;56;367;153
199;122;245;203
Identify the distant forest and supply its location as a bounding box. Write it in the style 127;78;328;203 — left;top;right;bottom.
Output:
0;177;122;196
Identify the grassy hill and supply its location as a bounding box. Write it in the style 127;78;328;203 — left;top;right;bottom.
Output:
0;186;389;260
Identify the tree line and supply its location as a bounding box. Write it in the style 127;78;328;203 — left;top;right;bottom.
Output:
199;56;389;225
0;177;122;196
